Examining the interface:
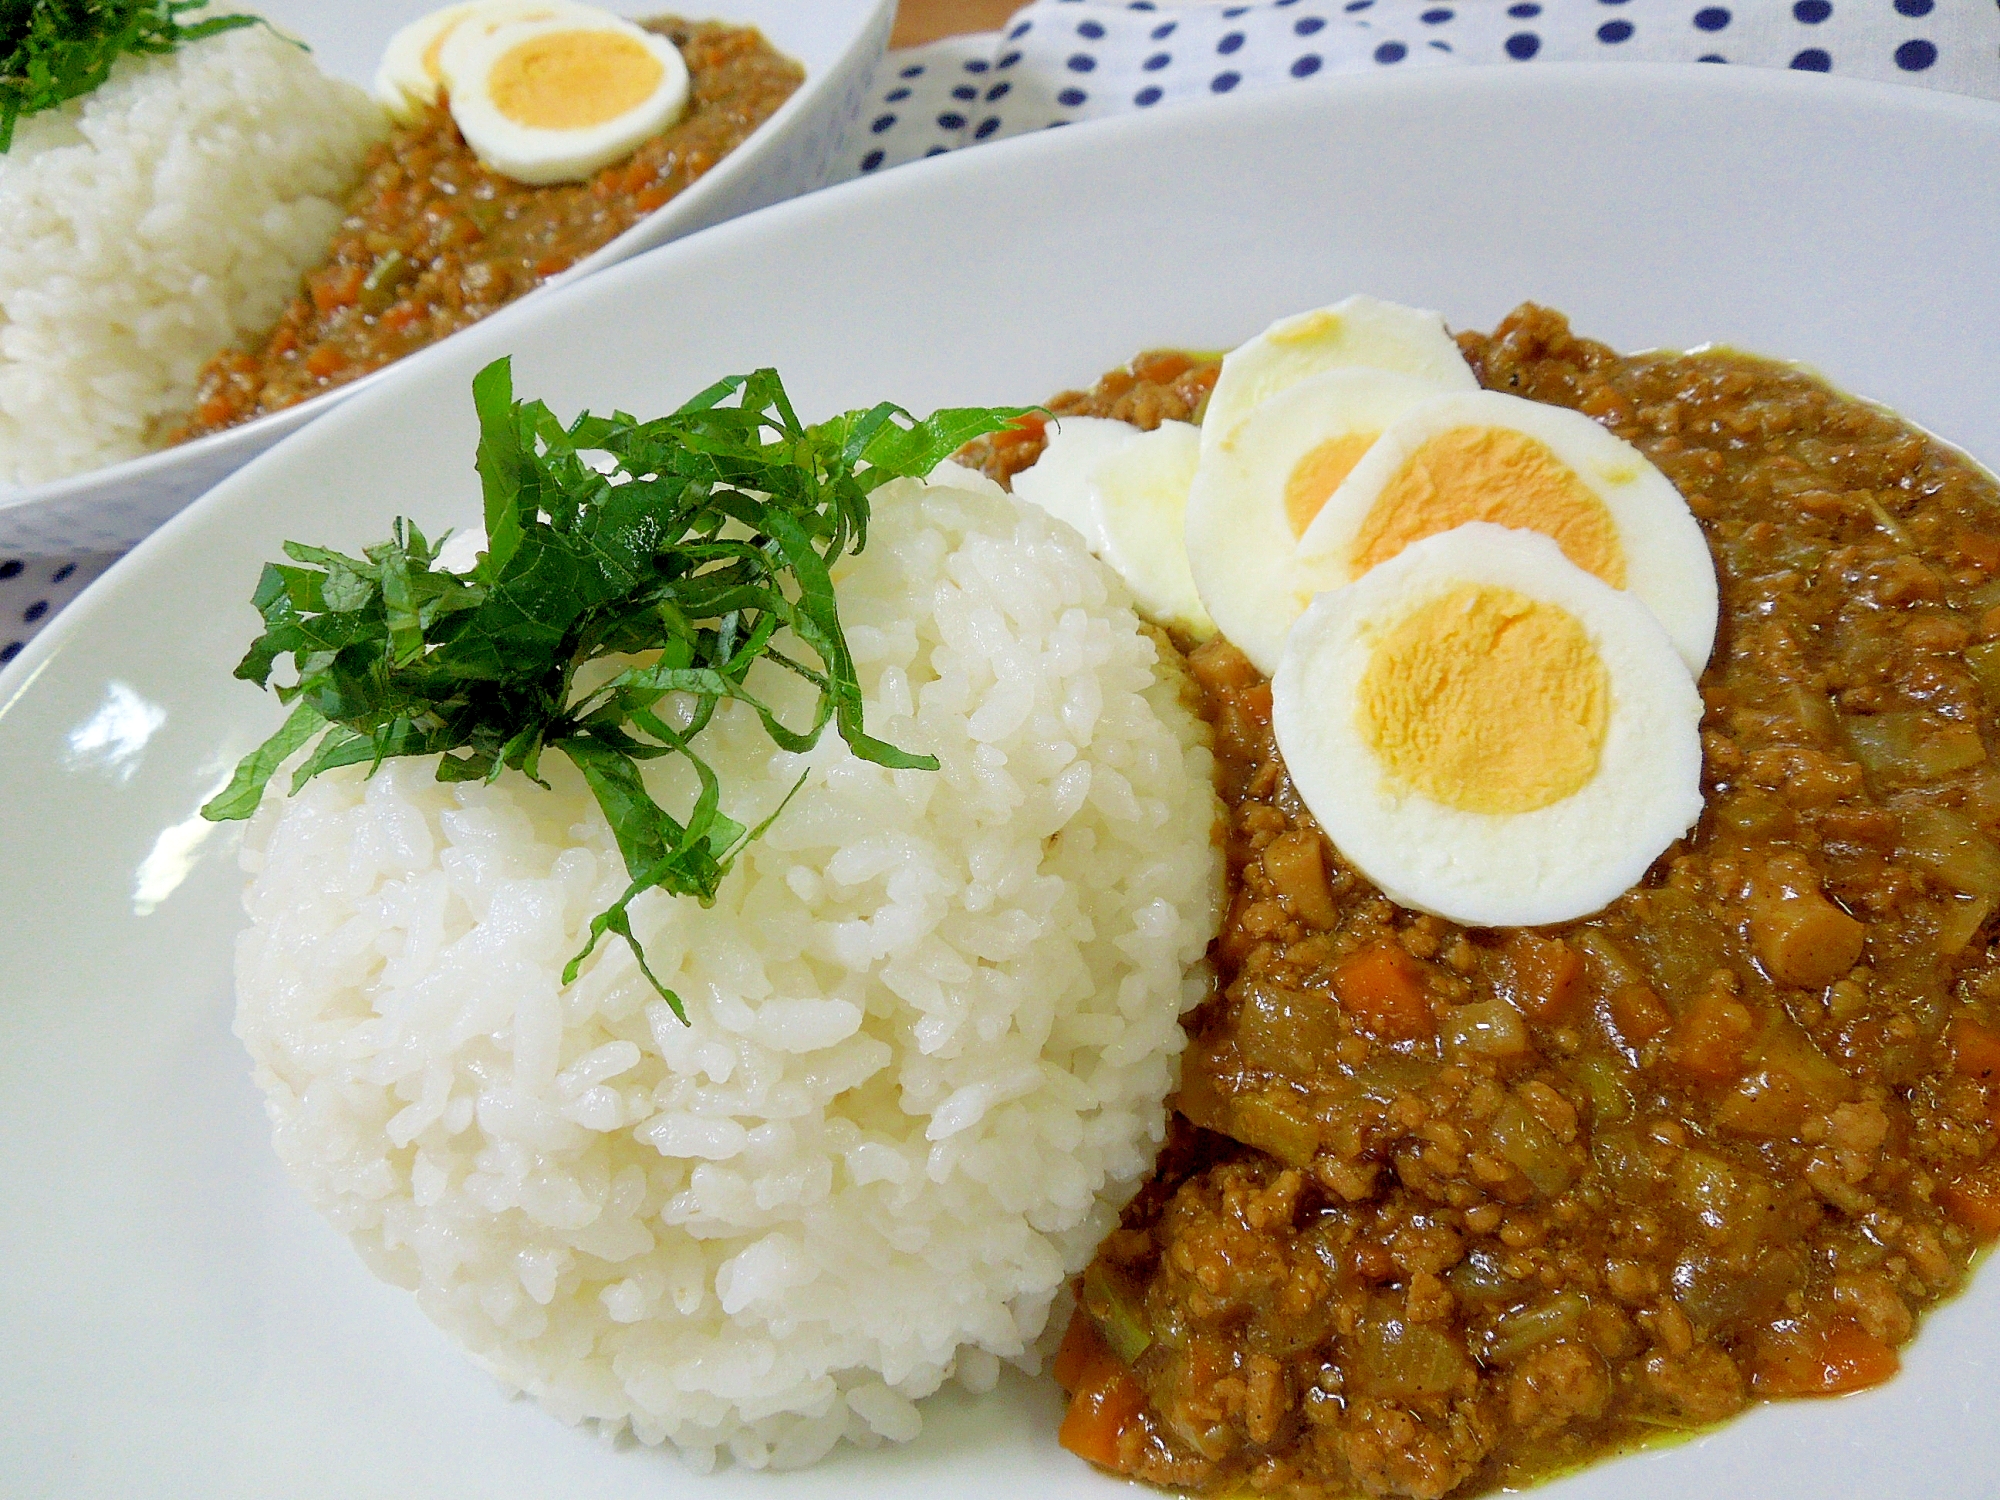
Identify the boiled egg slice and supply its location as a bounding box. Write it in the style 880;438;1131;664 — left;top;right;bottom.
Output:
1011;417;1214;637
1297;388;1718;676
1271;523;1704;928
1184;367;1457;674
1201;294;1478;456
444;11;689;185
374;1;598;121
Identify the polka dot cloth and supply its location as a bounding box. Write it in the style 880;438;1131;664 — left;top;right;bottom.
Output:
8;1;1999;672
0;553;117;668
845;0;2000;174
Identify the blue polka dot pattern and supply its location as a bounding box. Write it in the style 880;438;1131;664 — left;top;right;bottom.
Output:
1699;52;1726;61
1006;20;1031;39
1151;21;1176;39
50;564;74;583
937;110;966;129
1295;15;1324;35
1057;86;1089;105
963;58;989;73
1078;19;1106;38
1793;0;1831;22
1067;52;1096;71
1507;30;1542;58
996;50;1021;69
1896;37;1937;69
974;116;1002;138
870;113;896;133
1211;69;1241;90
1375;40;1407;62
1144;51;1171;69
0;560;21;581
952;84;977;100
898;63;924;78
1135;84;1162;104
1792;46;1832;69
986;81;1011;100
1422;7;1454;21
1291;52;1322;76
860;148;884;171
23;600;48;623
1598;19;1634;42
1508;2;1540;14
1895;0;1933;14
1694;8;1730;32
1218;31;1245;54
885;87;910;102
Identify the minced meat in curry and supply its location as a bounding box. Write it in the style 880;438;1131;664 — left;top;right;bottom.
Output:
970;305;2000;1499
167;19;799;442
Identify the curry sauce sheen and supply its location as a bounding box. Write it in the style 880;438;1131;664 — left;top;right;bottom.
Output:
167;18;799;442
970;305;2000;1499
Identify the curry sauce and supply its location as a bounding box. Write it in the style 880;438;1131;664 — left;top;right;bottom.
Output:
975;305;2000;1498
167;18;800;442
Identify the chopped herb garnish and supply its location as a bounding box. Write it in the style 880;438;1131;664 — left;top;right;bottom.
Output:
202;358;1027;1020
1;0;262;151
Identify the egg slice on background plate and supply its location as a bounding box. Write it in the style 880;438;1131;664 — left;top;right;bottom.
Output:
1271;523;1705;929
1184;367;1457;674
1199;294;1478;456
1009;417;1214;636
374;0;599;121
444;9;691;184
1298;388;1719;676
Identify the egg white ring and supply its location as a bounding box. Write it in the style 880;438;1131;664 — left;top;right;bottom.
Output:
446;14;691;186
374;1;484;119
1271;522;1706;929
1092;419;1213;636
1009;414;1143;553
1201;293;1478;459
1186;367;1456;675
1297;388;1720;677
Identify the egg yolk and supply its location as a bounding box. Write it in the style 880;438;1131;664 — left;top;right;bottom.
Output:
1349;426;1627;587
1358;583;1608;815
1284;432;1377;537
489;29;664;130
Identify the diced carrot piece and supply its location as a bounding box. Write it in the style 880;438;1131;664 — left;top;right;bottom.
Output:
1505;933;1586;1023
1753;1317;1900;1396
1950;1017;2000;1084
1941;1169;2000;1240
380;302;424;332
1608;981;1671;1046
1331;941;1434;1042
1130;349;1196;385
1058;1362;1148;1470
304;344;347;378
309;263;365;316
1052;1302;1107;1393
1667;991;1755;1081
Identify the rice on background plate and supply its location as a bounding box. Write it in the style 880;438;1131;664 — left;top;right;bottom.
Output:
233;473;1224;1469
0;16;384;488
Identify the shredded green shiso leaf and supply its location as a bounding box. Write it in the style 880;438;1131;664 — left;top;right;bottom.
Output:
0;1;262;152
203;356;1029;1020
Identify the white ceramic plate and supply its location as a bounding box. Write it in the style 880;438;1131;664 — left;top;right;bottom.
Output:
4;63;1999;1500
0;0;893;554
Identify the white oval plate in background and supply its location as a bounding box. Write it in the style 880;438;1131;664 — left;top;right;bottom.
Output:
2;62;1998;1500
0;0;893;554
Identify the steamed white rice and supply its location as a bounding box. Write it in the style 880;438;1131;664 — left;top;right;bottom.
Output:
0;17;386;487
234;472;1223;1467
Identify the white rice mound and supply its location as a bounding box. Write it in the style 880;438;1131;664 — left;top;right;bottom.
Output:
234;473;1223;1469
0;18;386;487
